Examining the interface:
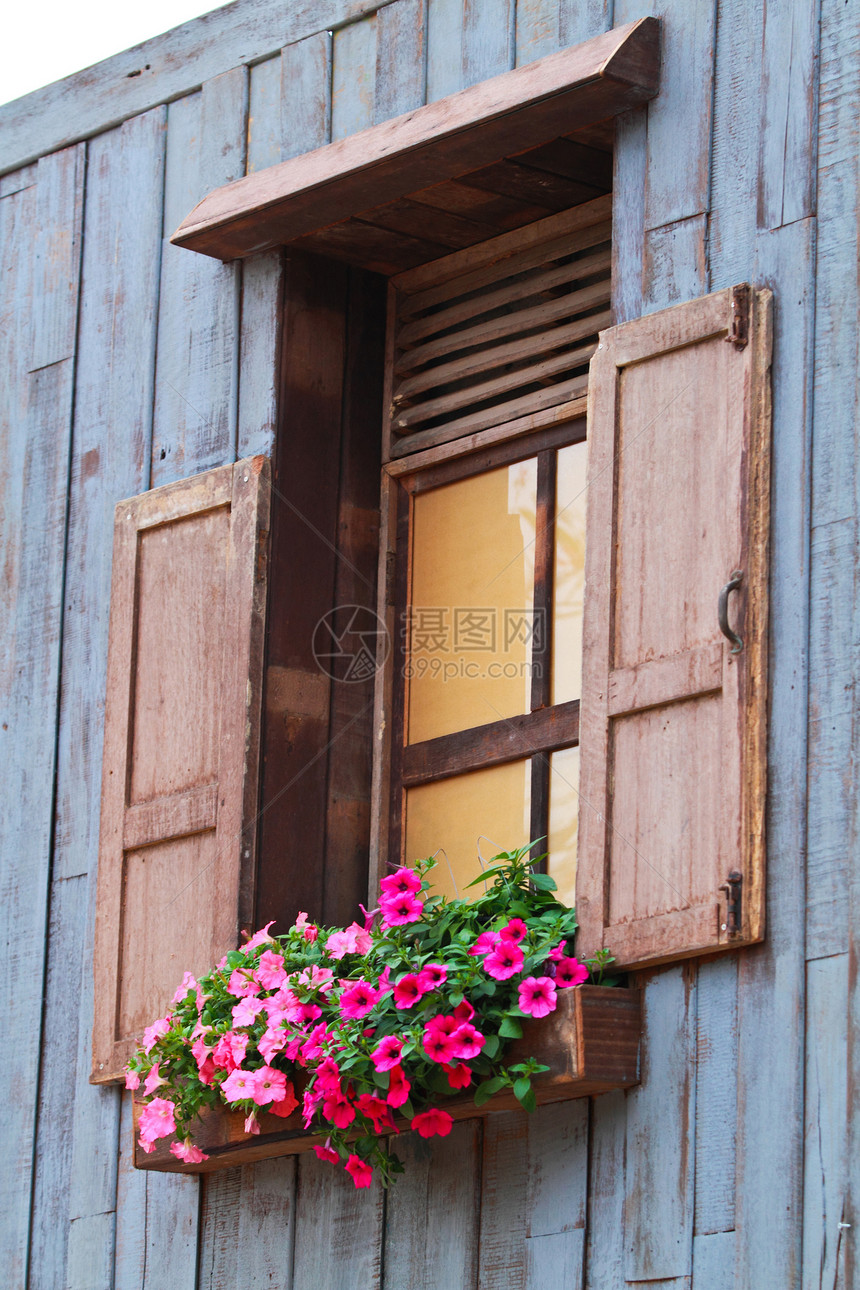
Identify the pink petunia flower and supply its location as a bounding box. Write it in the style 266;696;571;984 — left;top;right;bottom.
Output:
322;1093;356;1129
170;1139;209;1163
554;956;589;988
227;968;260;998
377;965;393;995
371;1035;403;1071
255;949;287;990
379;892;424;928
422;1027;460;1064
380;866;422;897
453;999;475;1023
355;1093;395;1132
244;1113;260;1135
450;1022;484;1060
124;1067;140;1091
410;1108;454;1139
232;995;266;1027
416;963;447;991
301;1023;335;1063
171;971;199;1004
221;1068;255;1102
499;918;528;943
326;922;373;959
313;1143;340;1164
212;1031;248;1072
252;1065;287;1106
386;1064;411;1108
242;921;276;952
339;980;380;1019
258;1027;287;1064
142;1017;170;1054
297;965;335;994
313;1056;342;1093
392;973;424;1009
518;976;558;1018
424;1013;459;1038
468;930;499;958
345;1154;374;1188
547;940;568;962
143;1062;168;1096
268;1081;299;1118
197;1057;216;1086
483;939;525;980
442;1062;472;1090
302;1087;323;1128
138;1097;176;1143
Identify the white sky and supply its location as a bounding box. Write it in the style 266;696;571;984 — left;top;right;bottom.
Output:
1;0;232;107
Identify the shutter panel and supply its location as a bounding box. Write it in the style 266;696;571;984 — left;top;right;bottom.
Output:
92;456;270;1082
576;286;771;971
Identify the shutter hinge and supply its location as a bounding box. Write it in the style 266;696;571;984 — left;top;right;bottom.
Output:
727;284;751;349
719;870;743;937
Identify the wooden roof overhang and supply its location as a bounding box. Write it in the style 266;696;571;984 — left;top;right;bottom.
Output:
171;17;660;274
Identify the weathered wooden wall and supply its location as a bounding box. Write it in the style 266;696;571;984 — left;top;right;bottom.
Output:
1;0;856;1285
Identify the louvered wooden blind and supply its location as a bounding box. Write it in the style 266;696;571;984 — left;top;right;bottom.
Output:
385;196;611;460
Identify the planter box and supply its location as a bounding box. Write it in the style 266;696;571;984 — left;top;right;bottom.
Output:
133;985;640;1173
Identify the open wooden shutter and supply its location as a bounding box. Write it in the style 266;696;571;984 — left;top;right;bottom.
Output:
92;456;270;1082
576;285;771;971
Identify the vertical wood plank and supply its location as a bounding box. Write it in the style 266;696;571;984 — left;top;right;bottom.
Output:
198;1167;243;1287
247;54;284;173
611;107;647;324
66;1211;116;1290
238;252;282;461
515;0;611;66
584;1092;626;1289
558;0;613;47
236;1158;297;1287
757;0;820;230
642;213;708;311
426;0;465;100
1;143;83;1288
624;968;697;1282
478;1111;529;1290
332;17;378;141
383;1120;482;1288
292;1152;384;1288
525;1230;585;1285
375;0;427;121
692;1229;736;1290
462;0;515;85
281;30;332;161
734;216;814;1290
693;958;738;1236
151;69;247;486
802;954;848;1290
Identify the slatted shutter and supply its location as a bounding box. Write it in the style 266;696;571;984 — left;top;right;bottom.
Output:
92;456;270;1082
576;285;771;971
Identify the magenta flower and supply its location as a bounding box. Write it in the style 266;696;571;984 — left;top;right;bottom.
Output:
227;968;260;998
442;1062;472;1090
339;980;381;1018
453;999;475;1023
345;1154;374;1188
170;1139;209;1163
301;1022;335;1062
371;1035;403;1071
451;1022;484;1060
422;1027;460;1064
142;1016;170;1054
356;1093;395;1132
386;1064;411;1108
547;940;568;962
255;949;287;990
268;1081;299;1118
322;1093;356;1129
138;1097;176;1143
380;892;424;928
314;1056;342;1093
314;1143;340;1164
411;1108;454;1139
416;963;447;991
499;918;528;943
518;976;558;1018
483;939;525;980
468;930;499;958
221;1068;255;1102
232;995;265;1027
554;956;589;988
252;1065;287;1106
380;866;422;897
393;973;424;1009
242;920;276;953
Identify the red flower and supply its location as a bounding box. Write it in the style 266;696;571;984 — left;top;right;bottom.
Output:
356;1093;396;1132
410;1108;454;1139
393;973;424;1009
313;1143;340;1164
483;939;524;980
554;956;589;988
450;1022;484;1060
499;918;528;943
345;1154;374;1188
442;1062;472;1090
386;1063;411;1108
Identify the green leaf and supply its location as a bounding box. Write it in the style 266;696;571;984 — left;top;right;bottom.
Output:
498;1017;523;1039
513;1079;536;1113
482;1034;501;1059
474;1076;506;1107
529;872;558;892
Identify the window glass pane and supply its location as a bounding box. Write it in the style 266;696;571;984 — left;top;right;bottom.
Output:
547;745;580;909
552;440;588;704
408;460;537;743
404;760;531;901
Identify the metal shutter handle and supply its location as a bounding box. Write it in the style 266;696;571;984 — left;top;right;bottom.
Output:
718;570;744;654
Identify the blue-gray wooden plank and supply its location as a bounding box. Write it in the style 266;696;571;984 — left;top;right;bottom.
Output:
616;0;717;230
734;216;814;1290
802;954;848;1290
200;1161;296;1289
35;109;167;1290
0;0;402;177
643;213;708;312
151;70;247;486
692;1229;735;1290
30;148;85;370
0;142;83;1288
584;1092;626;1289
247;55;286;172
757;0;820;231
611;107;647;324
478;1110;530;1289
525;1229;585;1285
693;957;737;1236
292;1153;384;1287
281;31;333;161
199;1168;244;1287
516;0;612;65
332;16;378;140
426;0;466;100
383;1120;481;1287
0;160;37;196
375;0;427;121
624;968;698;1282
463;0;515;84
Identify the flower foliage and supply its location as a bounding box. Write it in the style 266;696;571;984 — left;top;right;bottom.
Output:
127;846;611;1188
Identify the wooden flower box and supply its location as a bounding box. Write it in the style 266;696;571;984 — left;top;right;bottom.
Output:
132;985;641;1173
